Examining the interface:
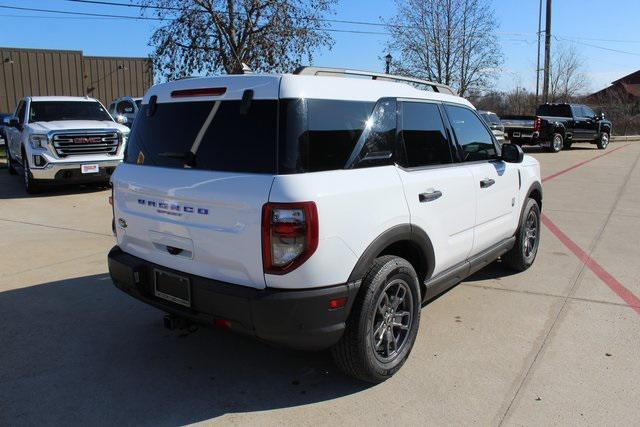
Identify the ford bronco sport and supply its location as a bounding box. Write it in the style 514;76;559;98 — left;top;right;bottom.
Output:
108;67;543;383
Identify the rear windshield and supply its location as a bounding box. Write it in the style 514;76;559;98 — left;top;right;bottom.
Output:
126;98;375;174
480;113;501;126
536;104;572;117
29;101;111;122
126;100;278;173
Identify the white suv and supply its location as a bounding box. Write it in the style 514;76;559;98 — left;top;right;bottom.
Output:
108;68;542;382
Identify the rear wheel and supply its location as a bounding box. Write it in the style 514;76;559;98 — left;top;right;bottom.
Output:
503;198;541;272
549;133;563;153
596;132;609;149
331;255;421;383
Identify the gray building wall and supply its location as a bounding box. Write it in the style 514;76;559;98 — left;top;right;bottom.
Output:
0;47;153;114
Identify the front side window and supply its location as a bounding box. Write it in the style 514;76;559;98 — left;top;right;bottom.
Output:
445;105;496;162
28;101;112;122
15;101;26;123
582;105;596;118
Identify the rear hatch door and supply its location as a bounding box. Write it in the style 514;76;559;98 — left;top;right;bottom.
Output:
112;76;281;289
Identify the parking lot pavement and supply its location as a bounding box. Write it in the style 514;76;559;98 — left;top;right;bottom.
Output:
1;142;639;426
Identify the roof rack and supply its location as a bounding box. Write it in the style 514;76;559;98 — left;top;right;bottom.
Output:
293;66;457;96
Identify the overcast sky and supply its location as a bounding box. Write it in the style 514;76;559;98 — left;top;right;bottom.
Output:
1;0;638;94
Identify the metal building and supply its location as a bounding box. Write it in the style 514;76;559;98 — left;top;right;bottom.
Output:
0;46;153;114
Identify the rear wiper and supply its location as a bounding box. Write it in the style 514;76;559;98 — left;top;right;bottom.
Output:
158;151;196;167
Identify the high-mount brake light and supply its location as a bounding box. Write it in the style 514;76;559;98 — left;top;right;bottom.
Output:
170;87;227;98
262;202;319;275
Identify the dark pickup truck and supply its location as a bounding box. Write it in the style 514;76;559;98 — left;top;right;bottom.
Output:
502;104;612;152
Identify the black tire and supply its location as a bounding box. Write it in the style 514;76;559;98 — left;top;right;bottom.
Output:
596;132;609;150
503;198;541;272
6;146;17;175
21;150;40;194
331;255;421;383
549;133;563;153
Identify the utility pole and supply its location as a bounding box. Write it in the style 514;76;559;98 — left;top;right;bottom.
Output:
542;0;552;103
535;0;543;103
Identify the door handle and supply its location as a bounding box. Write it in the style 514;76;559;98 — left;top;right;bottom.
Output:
419;190;442;202
480;178;495;188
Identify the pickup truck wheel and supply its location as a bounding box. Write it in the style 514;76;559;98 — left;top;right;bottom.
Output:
549;133;563;153
331;255;421;383
6;148;17;175
22;152;40;194
596;132;609;149
503;198;541;272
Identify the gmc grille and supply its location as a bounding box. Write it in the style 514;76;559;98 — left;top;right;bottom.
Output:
52;132;120;157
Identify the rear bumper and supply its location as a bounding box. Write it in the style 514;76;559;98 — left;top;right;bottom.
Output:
107;246;360;350
30;159;120;183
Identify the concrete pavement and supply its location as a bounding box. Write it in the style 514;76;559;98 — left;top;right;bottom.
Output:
1;142;639;426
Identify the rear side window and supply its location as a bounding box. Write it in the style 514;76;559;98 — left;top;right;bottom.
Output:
536;104;572;117
445;105;496;162
400;102;453;167
125;100;277;173
347;98;397;168
279;99;375;173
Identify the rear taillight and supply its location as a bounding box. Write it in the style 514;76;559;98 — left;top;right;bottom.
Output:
262;202;318;275
534;117;542;132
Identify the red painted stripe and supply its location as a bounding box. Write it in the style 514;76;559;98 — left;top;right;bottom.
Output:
542;144;629;183
541;213;640;315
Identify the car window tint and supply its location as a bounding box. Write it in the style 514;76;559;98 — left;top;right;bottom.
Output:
16;101;26;123
348;98;397;168
582;105;595;117
126;100;277;173
445;105;496;162
400;102;452;167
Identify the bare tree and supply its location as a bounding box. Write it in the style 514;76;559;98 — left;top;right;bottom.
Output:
139;0;336;79
384;0;502;96
548;43;589;102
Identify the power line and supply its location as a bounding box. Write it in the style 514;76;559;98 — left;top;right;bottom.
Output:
555;36;640;57
60;0;640;44
0;4;163;20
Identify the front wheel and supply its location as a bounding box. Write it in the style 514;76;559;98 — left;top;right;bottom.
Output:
503;198;541;272
331;255;421;383
549;133;563;153
596;132;609;149
22;152;40;194
6;146;17;175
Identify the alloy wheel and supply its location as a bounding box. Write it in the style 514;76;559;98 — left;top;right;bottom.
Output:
370;278;414;363
523;210;539;258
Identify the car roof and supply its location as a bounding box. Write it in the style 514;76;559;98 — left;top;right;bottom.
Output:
143;73;473;108
28;96;99;103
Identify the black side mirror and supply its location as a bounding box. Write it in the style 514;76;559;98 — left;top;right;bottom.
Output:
501;143;524;163
8;117;19;128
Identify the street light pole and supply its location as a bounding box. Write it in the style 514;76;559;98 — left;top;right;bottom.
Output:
542;0;552;103
385;53;392;74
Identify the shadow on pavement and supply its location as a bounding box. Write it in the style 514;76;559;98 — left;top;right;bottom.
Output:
464;259;520;282
0;274;368;425
0;161;108;200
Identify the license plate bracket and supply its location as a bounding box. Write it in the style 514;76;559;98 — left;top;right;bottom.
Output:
81;164;99;174
154;269;191;307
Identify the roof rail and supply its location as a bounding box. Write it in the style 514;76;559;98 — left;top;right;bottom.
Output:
293;66;457;96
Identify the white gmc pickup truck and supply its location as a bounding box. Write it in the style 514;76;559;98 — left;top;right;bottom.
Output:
4;96;129;193
107;68;542;382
